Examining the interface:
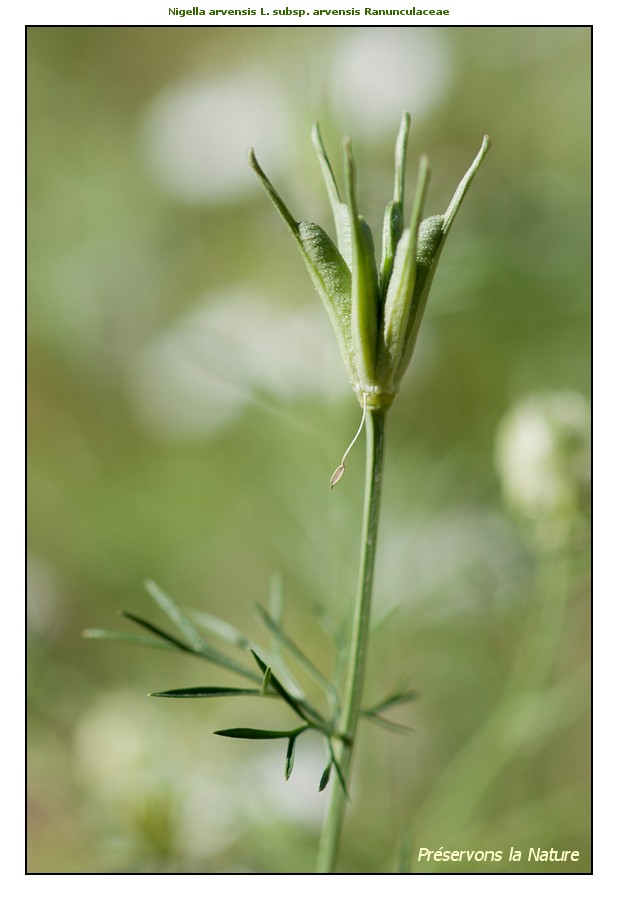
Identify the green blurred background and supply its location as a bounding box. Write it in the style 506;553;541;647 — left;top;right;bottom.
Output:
27;25;590;874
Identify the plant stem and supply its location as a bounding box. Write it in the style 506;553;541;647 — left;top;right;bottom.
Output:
317;407;387;873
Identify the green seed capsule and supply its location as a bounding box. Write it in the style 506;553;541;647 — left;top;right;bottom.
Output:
250;120;490;409
391;215;446;392
416;215;445;272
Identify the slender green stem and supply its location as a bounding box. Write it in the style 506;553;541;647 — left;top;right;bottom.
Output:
317;407;386;873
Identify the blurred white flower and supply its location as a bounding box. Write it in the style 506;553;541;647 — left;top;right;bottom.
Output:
495;391;590;529
331;28;452;140
127;287;348;440
140;72;290;204
74;691;151;789
74;688;325;866
378;509;525;618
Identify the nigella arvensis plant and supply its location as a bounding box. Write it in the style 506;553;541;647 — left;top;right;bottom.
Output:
249;114;490;413
85;115;490;874
251;116;490;871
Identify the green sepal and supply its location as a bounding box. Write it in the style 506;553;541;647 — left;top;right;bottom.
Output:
311;122;353;269
443;135;491;236
379;156;430;389
248;148;358;385
249;152;353;343
392;134;491;392
343;138;380;389
353;212;381;390
296;221;356;384
358;213;380;351
393;112;410;206
379;199;403;298
379;113;410;295
391;214;445;391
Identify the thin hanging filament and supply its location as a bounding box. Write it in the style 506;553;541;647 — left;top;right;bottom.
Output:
329;394;368;490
